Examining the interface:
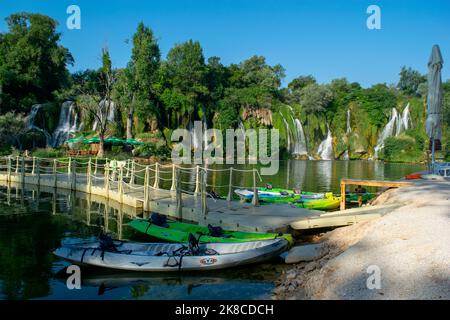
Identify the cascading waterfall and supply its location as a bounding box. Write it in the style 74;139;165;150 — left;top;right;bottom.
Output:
317;128;333;160
286;106;308;156
279;112;292;153
190;121;201;151
398;102;411;133
292;118;308;155
346;109;352;134
26;104;52;145
52;101;79;147
374;104;411;158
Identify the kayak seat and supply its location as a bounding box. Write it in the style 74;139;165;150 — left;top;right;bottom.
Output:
150;212;169;228
207;225;231;238
207;224;224;237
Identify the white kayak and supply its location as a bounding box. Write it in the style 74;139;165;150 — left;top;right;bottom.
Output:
54;237;288;272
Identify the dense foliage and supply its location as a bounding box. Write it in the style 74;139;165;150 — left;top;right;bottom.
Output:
0;12;448;162
0;13;73;113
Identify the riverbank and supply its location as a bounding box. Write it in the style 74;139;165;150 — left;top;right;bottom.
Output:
273;180;450;299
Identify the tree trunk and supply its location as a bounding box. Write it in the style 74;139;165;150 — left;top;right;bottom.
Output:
126;106;134;140
98;139;105;158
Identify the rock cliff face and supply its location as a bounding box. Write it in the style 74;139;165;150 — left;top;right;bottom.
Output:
241;107;273;126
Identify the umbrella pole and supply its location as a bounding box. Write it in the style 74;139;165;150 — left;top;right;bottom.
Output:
431;136;436;173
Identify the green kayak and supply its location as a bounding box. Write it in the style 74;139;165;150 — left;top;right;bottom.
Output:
345;193;376;203
128;218;294;245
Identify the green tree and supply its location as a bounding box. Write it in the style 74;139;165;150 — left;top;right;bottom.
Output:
216;56;285;129
113;23;160;138
160;40;208;126
0;112;26;149
288;75;316;92
397;66;426;96
294;83;333;113
360;83;398;127
77;48;116;157
0;13;73;114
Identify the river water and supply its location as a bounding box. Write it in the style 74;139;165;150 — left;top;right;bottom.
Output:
0;160;424;300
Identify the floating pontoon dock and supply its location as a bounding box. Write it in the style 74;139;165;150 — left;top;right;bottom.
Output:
0;156;413;233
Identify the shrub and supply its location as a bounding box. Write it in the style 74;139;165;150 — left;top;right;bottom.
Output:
32;148;65;158
134;142;170;158
381;135;424;162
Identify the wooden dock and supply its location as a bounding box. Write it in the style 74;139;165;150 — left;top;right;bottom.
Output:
0;156;324;233
340;178;412;210
290;203;403;230
0;156;409;233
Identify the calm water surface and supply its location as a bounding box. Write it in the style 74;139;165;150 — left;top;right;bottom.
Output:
0;160;424;300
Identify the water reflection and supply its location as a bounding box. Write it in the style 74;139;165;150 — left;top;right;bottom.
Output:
0;182;281;300
0;160;425;300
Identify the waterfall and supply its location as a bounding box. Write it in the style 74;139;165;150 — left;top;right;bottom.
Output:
286;106;308;156
374;104;411;158
292;118;308;155
52;101;79;147
26;104;42;129
317;128;333;160
26;104;52;145
346;109;352;134
92;100;116;131
189;121;202;151
343;150;349;160
400;102;411;132
279;112;291;153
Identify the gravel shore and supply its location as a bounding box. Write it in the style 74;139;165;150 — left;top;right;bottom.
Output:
273;180;450;300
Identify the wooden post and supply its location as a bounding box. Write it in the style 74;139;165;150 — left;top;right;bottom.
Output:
68;157;71;178
94;157;98;175
126;159;130;178
86;194;91;226
170;164;176;191
144;166;149;211
104;163;110;198
251;168;259;206
119;165;124;203
53;159;57;189
153;163;159;189
71;160;76;190
20;156;25;188
340;180;346;210
87;158;92;194
36;158;41;186
31;156;36;175
227;167;233;202
201;169;207;217
7;156;11;182
176;168;182;219
194;165;200;196
130;160;135;185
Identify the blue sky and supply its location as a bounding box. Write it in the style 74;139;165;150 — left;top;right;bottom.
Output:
1;0;449;87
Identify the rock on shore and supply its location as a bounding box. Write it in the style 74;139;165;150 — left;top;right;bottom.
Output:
273;180;450;300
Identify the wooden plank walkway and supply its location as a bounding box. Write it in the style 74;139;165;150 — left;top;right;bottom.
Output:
0;157;411;233
0;170;321;232
340;178;412;210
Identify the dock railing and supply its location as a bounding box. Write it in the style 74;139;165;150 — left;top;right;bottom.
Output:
0;156;264;217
